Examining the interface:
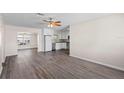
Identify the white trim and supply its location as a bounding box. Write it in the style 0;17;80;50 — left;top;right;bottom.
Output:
70;54;124;72
1;55;5;63
0;64;3;75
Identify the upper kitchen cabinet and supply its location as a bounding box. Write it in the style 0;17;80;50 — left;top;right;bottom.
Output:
60;26;70;39
43;28;54;35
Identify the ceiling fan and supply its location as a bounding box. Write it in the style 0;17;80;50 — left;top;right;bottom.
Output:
43;17;62;27
36;13;62;27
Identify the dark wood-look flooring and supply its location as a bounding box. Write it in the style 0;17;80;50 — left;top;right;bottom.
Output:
1;49;124;79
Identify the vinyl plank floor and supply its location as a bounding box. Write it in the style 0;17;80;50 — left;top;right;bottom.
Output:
1;49;124;79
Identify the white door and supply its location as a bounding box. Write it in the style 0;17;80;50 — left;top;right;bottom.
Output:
44;35;52;52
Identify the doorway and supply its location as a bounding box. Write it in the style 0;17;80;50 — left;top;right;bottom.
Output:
17;32;38;50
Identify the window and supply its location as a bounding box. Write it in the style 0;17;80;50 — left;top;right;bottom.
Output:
17;33;32;49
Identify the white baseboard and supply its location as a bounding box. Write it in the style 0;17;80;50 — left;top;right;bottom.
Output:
70;54;124;72
18;47;37;50
0;64;3;75
2;57;5;63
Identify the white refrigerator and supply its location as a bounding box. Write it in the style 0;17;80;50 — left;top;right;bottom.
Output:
44;35;52;52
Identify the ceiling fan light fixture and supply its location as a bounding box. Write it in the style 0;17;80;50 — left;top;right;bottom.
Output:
43;17;61;28
48;23;53;27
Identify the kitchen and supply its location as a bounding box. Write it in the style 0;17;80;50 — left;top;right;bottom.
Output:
42;26;70;54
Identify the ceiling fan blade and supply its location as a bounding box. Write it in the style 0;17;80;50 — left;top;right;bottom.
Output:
54;23;61;25
43;20;49;22
53;23;61;26
55;22;61;24
43;20;54;23
54;21;61;23
51;23;61;26
56;24;61;26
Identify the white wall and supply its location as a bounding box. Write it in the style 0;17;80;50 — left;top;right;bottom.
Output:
0;14;5;74
37;29;43;52
70;14;124;71
5;25;41;56
31;34;37;48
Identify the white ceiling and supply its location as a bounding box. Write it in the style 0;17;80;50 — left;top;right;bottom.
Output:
3;13;111;30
